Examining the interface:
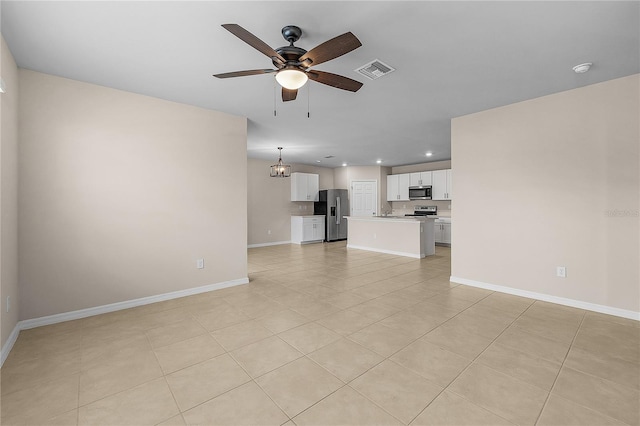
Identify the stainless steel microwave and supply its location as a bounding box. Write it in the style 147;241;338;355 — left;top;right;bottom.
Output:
409;186;432;200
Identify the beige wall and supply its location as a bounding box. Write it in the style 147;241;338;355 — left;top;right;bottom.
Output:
452;74;639;314
333;166;348;190
1;36;20;348
391;160;452;174
18;70;248;320
247;159;333;246
391;160;453;216
335;166;388;215
379;166;392;214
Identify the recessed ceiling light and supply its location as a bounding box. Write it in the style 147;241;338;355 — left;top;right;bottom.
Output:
426;152;433;157
342;163;347;167
572;63;592;73
376;160;382;164
315;160;321;163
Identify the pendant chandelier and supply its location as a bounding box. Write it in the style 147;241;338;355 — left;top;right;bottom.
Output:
270;147;291;178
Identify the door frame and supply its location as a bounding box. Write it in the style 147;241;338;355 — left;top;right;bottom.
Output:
350;179;378;217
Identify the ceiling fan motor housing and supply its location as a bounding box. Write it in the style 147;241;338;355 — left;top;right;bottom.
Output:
281;25;302;44
274;45;308;67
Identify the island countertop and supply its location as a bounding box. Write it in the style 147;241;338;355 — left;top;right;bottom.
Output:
343;215;436;222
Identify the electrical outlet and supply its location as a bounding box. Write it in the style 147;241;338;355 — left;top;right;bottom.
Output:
197;259;205;269
557;266;567;278
267;229;271;235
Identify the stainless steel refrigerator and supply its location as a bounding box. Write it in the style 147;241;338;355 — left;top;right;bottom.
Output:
314;189;349;242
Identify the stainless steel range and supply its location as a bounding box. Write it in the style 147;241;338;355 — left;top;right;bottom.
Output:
405;205;437;217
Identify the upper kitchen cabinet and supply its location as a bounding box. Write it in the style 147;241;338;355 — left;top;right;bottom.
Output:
291;172;320;201
387;174;410;201
410;171;432;187
432;169;452;200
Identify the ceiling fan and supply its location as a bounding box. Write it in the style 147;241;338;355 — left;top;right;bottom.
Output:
213;24;364;102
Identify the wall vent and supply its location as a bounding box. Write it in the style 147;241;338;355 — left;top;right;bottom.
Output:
355;59;395;80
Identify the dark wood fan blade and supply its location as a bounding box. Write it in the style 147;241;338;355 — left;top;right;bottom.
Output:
222;24;285;64
213;69;277;78
307;70;363;92
299;32;362;67
282;88;298;102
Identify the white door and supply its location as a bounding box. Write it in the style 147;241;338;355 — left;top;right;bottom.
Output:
351;180;377;217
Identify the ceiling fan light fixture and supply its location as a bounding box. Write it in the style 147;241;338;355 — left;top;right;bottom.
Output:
270;147;291;178
276;69;308;90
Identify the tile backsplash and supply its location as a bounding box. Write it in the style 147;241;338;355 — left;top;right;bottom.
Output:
390;200;452;217
290;202;315;215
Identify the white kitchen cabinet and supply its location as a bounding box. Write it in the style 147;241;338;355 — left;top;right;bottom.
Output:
291;215;325;244
432;169;452;200
434;218;452;245
291;173;320;201
409;171;432;187
386;173;410;201
386;175;397;201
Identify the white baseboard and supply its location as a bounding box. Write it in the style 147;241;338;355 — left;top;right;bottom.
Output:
248;241;291;248
0;277;249;367
450;276;640;321
1;324;21;367
347;244;423;259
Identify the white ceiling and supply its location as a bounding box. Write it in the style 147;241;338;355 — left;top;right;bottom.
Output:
2;1;638;167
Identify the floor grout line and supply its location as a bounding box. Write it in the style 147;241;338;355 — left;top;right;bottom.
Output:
532;309;586;425
405;294;539;425
7;245;639;425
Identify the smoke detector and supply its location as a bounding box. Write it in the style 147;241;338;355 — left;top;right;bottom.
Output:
572;63;592;73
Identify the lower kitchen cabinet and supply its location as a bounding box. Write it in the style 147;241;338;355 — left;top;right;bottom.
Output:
434;218;451;246
291;215;325;244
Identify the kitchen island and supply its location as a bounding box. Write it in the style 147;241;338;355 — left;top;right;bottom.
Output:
345;216;436;258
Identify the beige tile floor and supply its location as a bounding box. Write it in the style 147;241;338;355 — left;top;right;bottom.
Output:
1;242;639;425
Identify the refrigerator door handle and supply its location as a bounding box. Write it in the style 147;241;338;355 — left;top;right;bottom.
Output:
336;197;341;225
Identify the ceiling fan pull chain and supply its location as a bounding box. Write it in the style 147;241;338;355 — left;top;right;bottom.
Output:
307;83;310;119
274;81;277;117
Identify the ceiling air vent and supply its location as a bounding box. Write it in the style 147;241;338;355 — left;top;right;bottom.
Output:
355;59;395;80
